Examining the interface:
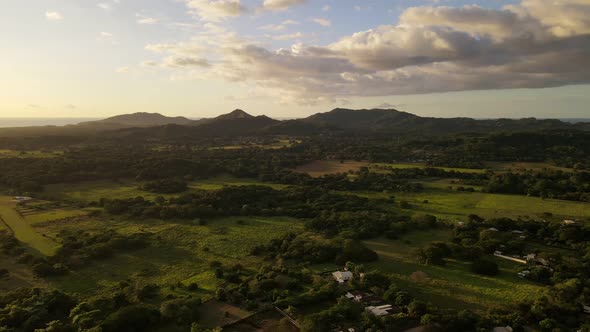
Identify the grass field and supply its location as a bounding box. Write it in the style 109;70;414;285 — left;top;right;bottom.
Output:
0;149;63;159
363;230;547;312
0;197;58;256
294;160;487;178
0;255;48;291
189;175;290;191
293;160;371;177
208;138;301;151
485;161;576;173
351;187;590;221
44;180;169;202
197;299;253;328
42;215;305;296
45;176;288;203
23;208;90;225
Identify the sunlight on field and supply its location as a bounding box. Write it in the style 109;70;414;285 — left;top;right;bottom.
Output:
0;197;58;256
43;215;304;297
402;190;590;221
0;149;63;159
294;160;487;177
364;230;547;312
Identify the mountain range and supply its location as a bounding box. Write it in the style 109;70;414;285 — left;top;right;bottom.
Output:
1;108;588;138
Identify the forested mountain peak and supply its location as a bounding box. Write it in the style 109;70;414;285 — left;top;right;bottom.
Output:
214;109;254;120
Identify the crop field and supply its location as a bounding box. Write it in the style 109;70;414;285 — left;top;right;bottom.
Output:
0;196;58;256
40;215;305;296
363;230;547;312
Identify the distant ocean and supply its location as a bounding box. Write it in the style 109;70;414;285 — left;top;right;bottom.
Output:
0;118;99;128
0;117;588;128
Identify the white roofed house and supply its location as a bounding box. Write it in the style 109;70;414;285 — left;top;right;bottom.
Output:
332;271;353;283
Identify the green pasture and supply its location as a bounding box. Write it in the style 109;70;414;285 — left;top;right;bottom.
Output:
44;176;288;203
0;196;58;256
363;230;547;312
44;215;304;296
351;187;590;221
0;149;63;159
24;208;90;225
189;175;289;190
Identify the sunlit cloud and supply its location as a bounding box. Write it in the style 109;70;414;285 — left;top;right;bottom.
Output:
312;18;331;27
45;11;63;21
262;0;306;11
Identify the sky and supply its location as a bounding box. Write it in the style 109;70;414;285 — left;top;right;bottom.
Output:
0;0;589;119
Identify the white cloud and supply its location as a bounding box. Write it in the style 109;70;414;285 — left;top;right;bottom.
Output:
184;0;246;21
97;3;113;11
260;19;299;31
116;67;130;73
100;32;113;38
262;0;306;11
136;14;159;25
45;11;63;21
312;18;331;27
163;56;210;68
322;5;331;12
150;0;590;104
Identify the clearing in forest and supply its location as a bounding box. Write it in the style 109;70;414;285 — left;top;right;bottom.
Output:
363;230;547;312
0;196;58;256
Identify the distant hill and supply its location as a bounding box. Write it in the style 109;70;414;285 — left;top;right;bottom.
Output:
1;108;589;139
290;108;582;134
79;112;194;128
111;109;280;139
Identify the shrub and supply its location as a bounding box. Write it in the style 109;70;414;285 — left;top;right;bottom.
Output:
470;259;499;276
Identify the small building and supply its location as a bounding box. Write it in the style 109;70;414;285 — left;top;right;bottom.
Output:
517;270;530;278
583;305;590;314
332;271;353;283
493;327;513;332
488;227;499;232
14;196;33;202
365;304;396;317
563;220;576;225
511;230;525;234
344;291;383;305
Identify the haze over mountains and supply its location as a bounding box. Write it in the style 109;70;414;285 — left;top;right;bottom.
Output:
1;108;589;138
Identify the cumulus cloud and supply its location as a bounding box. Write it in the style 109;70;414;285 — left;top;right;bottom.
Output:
153;0;590;104
184;0;246;21
164;56;210;68
45;11;63;21
263;0;305;11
